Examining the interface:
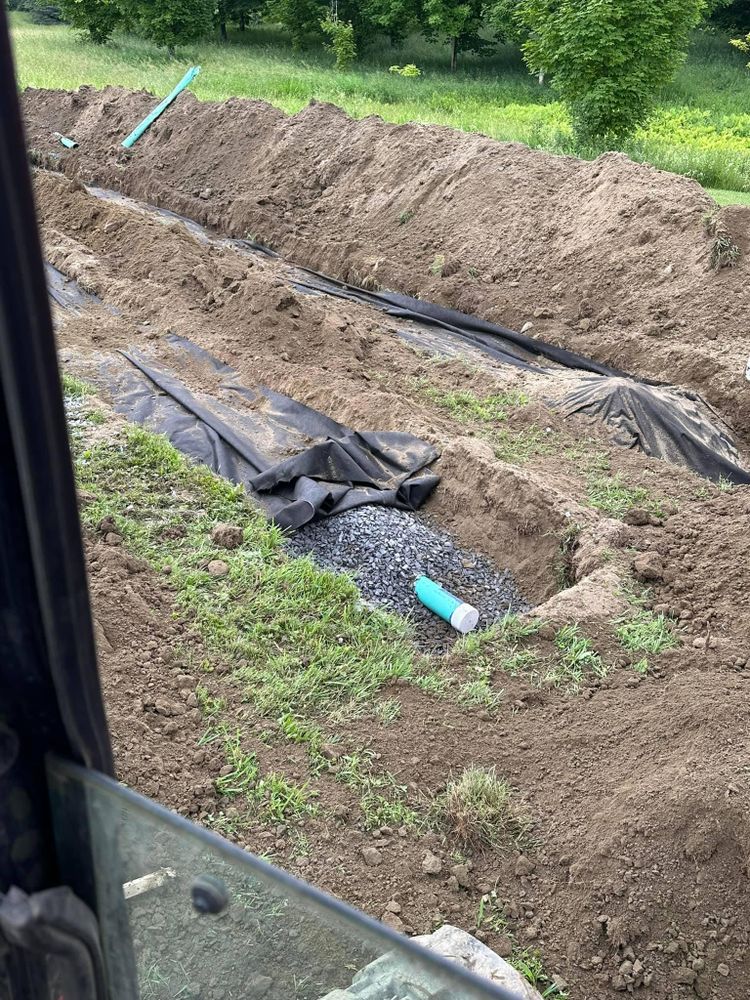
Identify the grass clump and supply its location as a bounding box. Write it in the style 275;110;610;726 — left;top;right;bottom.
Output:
373;697;402;724
422;386;529;423
62;372;94;397
336;751;421;830
510;949;568;998
214;727;315;822
549;624;608;688
456;678;503;711
458;613;541;665
433;766;528;850
73;425;415;718
587;473;664;519
616;609;679;654
492;426;555;464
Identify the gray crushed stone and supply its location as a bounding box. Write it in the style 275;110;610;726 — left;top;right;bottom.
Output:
286;506;530;652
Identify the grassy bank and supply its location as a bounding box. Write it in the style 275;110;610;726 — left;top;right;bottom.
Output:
12;13;750;198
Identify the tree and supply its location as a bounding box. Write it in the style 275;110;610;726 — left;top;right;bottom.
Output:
484;0;526;45
423;0;485;69
710;0;750;31
215;0;263;38
134;0;213;53
57;0;121;42
265;0;327;47
362;0;422;42
517;0;707;141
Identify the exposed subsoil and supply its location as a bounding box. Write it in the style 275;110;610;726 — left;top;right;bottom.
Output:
23;85;750;452
24;90;750;1000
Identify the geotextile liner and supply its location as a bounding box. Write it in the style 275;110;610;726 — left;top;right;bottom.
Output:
106;335;440;531
45;183;750;487
290;264;750;484
559;377;750;485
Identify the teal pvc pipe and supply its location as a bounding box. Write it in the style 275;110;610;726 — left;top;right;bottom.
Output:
53;131;78;149
414;576;462;624
121;66;201;149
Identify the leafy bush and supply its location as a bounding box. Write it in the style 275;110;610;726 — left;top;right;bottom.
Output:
57;0;120;41
389;62;422;76
320;13;356;69
132;0;213;52
266;0;327;47
518;0;708;141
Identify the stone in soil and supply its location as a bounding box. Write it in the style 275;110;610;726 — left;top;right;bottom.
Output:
286;506;529;651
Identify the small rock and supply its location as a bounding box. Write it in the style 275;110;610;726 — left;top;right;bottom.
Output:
362;846;383;866
246;975;272;998
103;532;123;546
381;910;405;932
673;967;696;985
210;523;243;550
717;963;730;977
495;934;513;958
450;863;472;888
520;322;534;334
422;851;443;876
623;507;654;527
384;900;402;914
514;854;536;877
533;307;554;319
207;560;229;578
633;551;664;582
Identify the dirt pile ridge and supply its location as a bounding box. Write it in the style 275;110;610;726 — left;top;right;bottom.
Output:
24;84;750;447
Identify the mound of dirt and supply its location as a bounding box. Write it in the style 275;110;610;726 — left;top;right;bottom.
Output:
23;85;750;447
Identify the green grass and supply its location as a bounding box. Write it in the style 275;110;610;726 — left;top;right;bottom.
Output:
335;751;422;830
432;766;528;851
72;423;416;717
587;473;664;519
61;372;94;397
509;949;569;999
457;615;608;692
616;609;679;655
13;13;750;192
708;187;750;205
420;386;529;423
549;624;607;688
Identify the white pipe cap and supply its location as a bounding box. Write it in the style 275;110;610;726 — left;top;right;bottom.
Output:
450;602;479;634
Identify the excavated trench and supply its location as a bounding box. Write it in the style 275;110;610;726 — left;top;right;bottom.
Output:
44;169;750;647
26;92;750;1000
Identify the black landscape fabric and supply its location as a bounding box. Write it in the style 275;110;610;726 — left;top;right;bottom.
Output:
107;335;440;530
46;187;750;486
559;377;750;485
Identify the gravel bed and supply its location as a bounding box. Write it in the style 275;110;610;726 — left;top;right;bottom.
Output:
286;506;530;652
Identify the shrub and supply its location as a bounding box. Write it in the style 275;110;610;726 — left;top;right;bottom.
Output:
389;63;422;76
517;0;708;141
320;13;356;69
57;0;121;42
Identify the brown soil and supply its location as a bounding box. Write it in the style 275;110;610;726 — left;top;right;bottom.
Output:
24;85;750;451
24;90;750;1000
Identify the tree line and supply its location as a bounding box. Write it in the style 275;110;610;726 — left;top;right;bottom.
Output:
23;0;750;142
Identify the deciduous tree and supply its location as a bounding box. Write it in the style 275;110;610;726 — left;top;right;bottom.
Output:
57;0;121;42
518;0;707;140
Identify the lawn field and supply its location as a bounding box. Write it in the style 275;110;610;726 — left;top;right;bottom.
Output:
12;12;750;201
